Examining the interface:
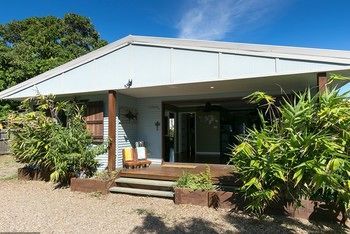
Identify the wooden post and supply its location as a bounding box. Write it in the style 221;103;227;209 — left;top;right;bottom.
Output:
317;72;327;93
108;90;117;171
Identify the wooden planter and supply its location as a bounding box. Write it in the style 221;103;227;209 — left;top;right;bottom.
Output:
174;188;236;208
174;188;209;206
70;177;115;195
174;189;347;222
280;200;345;222
18;166;51;181
208;191;236;209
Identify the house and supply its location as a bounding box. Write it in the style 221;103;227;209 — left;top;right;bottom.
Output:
1;35;350;172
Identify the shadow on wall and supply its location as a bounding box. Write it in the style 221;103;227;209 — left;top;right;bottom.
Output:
132;210;348;234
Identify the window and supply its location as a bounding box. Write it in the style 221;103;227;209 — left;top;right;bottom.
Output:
85;101;104;143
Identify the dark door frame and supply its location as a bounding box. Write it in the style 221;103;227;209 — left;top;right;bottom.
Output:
161;103;178;163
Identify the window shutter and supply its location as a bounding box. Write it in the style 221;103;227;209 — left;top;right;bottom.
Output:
85;101;104;143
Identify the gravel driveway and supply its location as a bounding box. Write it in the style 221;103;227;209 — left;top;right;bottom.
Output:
0;180;347;233
0;155;348;233
0;154;22;180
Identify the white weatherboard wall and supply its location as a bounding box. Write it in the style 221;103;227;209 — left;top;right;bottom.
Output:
78;93;137;169
136;98;162;164
96;117;108;170
74;94;110;170
116;94;138;167
79;93;138;169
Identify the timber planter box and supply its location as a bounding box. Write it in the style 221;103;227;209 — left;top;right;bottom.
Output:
174;188;236;208
70;177;115;195
175;187;348;222
208;191;236;209
174;188;210;207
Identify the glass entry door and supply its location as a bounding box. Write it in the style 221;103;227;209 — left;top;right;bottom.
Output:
177;112;196;163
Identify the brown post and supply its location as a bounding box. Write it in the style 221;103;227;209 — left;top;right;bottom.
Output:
317;72;327;93
108;90;117;171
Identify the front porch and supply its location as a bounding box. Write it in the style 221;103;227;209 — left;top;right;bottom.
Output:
119;162;236;185
101;71;332;170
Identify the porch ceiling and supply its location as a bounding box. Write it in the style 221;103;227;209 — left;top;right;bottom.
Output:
117;72;339;98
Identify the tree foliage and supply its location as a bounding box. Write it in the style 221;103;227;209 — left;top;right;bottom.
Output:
8;95;106;184
0;14;107;121
230;76;350;223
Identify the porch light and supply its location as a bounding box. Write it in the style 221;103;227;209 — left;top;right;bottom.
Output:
210;86;214;89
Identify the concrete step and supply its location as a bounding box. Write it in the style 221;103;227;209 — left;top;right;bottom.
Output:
115;177;176;188
109;187;174;198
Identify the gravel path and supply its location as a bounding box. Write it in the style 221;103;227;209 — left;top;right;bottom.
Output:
0;179;347;233
0;154;22;180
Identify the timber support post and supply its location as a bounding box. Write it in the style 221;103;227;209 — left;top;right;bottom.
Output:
108;90;117;171
317;72;327;93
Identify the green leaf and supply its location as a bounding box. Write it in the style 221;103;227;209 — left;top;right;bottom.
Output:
326;158;343;171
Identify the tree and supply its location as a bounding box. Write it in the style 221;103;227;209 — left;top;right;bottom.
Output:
0;14;107;122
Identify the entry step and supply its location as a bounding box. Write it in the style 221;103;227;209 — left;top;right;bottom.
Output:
109;187;174;198
115;177;176;188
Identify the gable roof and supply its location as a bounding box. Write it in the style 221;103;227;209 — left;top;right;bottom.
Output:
1;35;350;99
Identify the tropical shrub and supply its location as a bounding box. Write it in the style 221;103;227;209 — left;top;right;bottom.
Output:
8;95;106;184
176;166;214;191
230;76;350;223
92;170;120;181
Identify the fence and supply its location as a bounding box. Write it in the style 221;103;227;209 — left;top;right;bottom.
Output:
0;129;9;155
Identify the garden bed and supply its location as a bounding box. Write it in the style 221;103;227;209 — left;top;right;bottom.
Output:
174;188;236;209
174;188;346;222
70;177;115;195
174;188;209;206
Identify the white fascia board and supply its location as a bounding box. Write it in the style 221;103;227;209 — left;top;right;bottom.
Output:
131;35;350;60
131;41;350;65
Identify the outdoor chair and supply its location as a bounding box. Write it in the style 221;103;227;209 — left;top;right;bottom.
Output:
122;147;151;169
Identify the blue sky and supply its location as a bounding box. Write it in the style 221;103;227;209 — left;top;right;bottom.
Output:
1;0;350;50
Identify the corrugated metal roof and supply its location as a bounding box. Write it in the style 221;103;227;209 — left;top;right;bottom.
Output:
1;35;350;99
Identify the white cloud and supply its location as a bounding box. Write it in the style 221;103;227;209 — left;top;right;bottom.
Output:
177;0;281;40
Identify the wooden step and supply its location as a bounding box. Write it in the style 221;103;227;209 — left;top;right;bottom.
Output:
109;187;174;198
115;177;176;188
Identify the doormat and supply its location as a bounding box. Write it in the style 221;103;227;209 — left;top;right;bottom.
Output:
161;164;197;169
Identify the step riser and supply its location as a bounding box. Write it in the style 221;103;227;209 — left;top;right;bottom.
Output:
115;177;176;187
109;187;174;198
116;183;173;192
